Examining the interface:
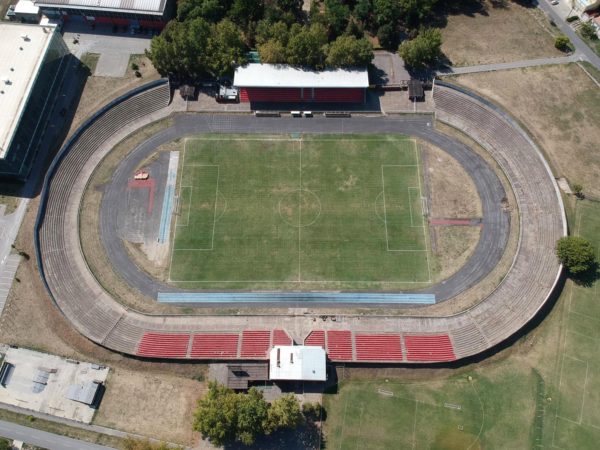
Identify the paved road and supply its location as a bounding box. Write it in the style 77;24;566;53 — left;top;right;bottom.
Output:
538;0;600;70
0;419;115;450
99;114;509;306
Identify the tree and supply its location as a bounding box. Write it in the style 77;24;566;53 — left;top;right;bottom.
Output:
228;0;264;28
324;0;351;37
265;393;304;433
580;22;598;41
259;39;288;62
194;382;240;447
354;0;372;25
572;183;584;199
194;383;303;446
399;0;438;27
377;22;398;49
207;19;247;76
554;34;571;51
146;18;213;78
556;236;597;274
373;0;400;28
398;27;442;68
177;0;228;22
286;23;328;68
236;388;269;445
0;439;10;450
326;35;373;67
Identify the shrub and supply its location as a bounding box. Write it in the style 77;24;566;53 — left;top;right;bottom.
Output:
554;34;571;51
572;183;584;199
131;62;140;71
580;22;598;41
135;70;142;78
556;236;597;274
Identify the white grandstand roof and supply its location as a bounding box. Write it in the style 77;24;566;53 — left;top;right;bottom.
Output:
0;23;54;159
15;0;40;15
269;346;326;381
234;63;369;89
34;0;166;15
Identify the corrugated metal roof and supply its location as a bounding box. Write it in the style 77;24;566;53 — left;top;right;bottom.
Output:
66;382;100;405
34;0;166;14
234;63;369;89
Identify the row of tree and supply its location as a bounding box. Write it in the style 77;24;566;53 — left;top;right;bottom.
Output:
194;382;306;446
147;0;445;78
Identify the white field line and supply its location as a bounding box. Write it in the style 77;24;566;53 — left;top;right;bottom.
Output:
580;361;589;424
414;141;432;283
167;279;432;283
168;139;188;281
407;187;422;228
552;206;582;447
381;165;391;251
299;139;302;282
210;166;220;250
177;186;192;227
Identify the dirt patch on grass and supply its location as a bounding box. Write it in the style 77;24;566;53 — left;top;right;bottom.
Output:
79;119;179;314
453;63;600;198
94;369;205;445
441;0;560;67
420;139;482;282
401;121;519;316
422;140;482;219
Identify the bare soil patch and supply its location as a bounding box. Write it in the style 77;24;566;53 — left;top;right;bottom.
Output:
441;0;560;67
94;368;205;445
453;63;600;198
420;139;482;283
70;55;159;134
79;119;179;314
422;140;482;219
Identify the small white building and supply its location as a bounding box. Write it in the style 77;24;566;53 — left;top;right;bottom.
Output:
14;0;40;22
269;346;326;382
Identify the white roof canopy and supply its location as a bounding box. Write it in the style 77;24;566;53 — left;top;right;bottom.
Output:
269;346;326;381
234;64;369;89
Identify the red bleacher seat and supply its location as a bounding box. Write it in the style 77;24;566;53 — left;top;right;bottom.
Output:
355;334;403;361
313;88;364;103
404;334;456;362
272;329;292;346
190;333;239;358
241;330;271;358
137;332;190;358
240;88;302;103
327;330;353;361
304;330;325;348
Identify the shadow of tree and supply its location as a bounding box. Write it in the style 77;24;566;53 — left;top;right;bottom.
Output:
570;262;600;288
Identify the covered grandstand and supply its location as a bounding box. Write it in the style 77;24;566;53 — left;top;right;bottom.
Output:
233;63;369;104
0;23;69;180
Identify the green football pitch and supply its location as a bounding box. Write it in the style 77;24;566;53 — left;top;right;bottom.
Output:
168;134;431;290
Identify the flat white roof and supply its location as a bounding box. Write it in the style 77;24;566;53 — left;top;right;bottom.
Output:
15;0;40;14
0;23;54;159
269;346;326;381
34;0;166;15
234;63;369;89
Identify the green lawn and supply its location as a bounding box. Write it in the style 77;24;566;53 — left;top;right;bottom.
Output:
322;200;600;450
168;134;431;290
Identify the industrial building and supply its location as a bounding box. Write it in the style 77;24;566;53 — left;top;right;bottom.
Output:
34;0;173;30
234;63;369;104
0;23;69;179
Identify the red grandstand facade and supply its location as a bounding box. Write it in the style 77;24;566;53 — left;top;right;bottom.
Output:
234;64;369;104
